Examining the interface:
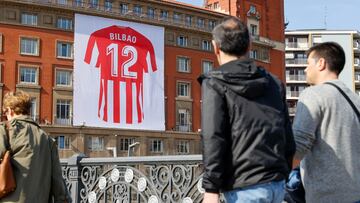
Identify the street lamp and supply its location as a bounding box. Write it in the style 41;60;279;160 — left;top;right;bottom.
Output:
106;147;117;157
128;142;140;157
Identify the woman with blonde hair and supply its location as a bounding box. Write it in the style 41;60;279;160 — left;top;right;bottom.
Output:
0;91;71;202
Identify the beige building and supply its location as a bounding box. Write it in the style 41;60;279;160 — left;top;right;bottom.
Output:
285;30;360;118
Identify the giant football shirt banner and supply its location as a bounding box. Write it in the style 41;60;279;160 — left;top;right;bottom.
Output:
74;14;165;130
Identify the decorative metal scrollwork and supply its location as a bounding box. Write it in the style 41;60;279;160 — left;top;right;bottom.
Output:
62;157;208;202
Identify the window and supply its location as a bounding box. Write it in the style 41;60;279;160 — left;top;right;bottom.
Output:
88;136;104;151
133;5;142;15
202;61;213;73
213;2;219;9
177;36;188;47
30;98;37;121
202;40;211;51
56;99;72;125
0;63;2;83
209;20;216;30
250;50;257;59
312;36;322;45
56;135;71;149
150;139;163;152
57;41;73;58
74;0;83;7
56;69;72;86
177;82;190;97
0;33;2;53
250;24;258;36
89;0;99;8
197;18;205;28
286;85;306;98
177;109;191;132
20;37;39;55
177;140;189;154
286;68;306;81
19;66;37;84
160;10;168;20
21;13;37;25
120;138;135;151
250;47;270;62
57;0;67;5
147;7;155;19
105;0;112;11
57;17;73;30
185;15;192;26
177;57;190;72
249;5;256;14
173;12;181;24
120;3;128;14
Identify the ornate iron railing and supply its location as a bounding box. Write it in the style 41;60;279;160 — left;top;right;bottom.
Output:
61;154;224;203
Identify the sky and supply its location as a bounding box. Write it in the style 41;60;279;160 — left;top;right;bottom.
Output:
176;0;360;31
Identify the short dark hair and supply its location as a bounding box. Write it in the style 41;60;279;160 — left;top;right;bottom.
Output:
306;42;346;75
212;16;250;57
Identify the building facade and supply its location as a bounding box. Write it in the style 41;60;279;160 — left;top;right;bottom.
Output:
0;0;286;158
285;30;360;117
205;0;286;80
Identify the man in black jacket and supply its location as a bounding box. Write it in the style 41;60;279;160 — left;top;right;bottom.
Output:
198;16;295;203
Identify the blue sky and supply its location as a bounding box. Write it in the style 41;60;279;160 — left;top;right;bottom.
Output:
176;0;360;31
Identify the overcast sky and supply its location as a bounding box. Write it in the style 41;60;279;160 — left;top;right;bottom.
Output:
175;0;360;31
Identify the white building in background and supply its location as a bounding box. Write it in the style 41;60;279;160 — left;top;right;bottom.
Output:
285;30;360;118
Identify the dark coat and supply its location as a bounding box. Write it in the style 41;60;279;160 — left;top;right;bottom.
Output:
198;58;295;193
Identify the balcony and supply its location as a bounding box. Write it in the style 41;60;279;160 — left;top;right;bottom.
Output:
285;42;309;50
286;74;306;83
355;59;360;69
285;58;307;66
354;41;360;53
288;107;296;115
176;124;192;132
60;154;226;203
4;0;216;33
54;117;73;125
355;74;360;83
286;91;300;99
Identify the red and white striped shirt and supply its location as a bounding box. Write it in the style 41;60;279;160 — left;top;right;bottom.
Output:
84;25;157;124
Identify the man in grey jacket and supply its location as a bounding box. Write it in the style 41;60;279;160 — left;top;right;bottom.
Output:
293;42;360;202
0;91;71;203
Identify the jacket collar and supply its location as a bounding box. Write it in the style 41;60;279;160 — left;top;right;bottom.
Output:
9;115;40;128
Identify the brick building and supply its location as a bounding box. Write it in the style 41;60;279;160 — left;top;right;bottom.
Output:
0;0;286;158
205;0;286;80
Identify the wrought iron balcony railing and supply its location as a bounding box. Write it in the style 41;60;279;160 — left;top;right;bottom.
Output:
285;42;309;49
286;74;306;81
55;117;73;125
286;58;308;65
60;154;225;203
175;124;192;132
286;91;300;98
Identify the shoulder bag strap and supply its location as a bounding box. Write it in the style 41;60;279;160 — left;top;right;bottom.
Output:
3;121;11;151
324;82;360;121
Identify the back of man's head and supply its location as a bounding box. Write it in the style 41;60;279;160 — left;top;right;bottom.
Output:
306;42;345;75
212;16;250;57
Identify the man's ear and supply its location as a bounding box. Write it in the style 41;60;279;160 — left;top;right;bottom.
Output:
212;40;220;55
317;58;326;71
